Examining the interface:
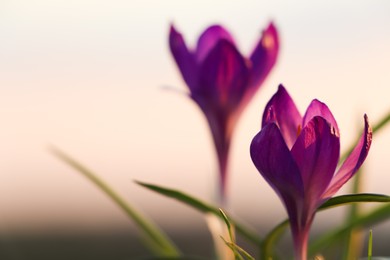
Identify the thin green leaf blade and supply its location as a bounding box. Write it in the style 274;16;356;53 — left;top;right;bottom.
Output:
261;220;289;259
136;181;220;215
219;208;232;232
319;193;390;210
136;181;262;245
309;204;390;256
368;229;373;260
51;147;180;257
220;236;244;260
221;236;255;260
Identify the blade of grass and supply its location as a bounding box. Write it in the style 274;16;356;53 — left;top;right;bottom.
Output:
340;112;390;259
341;168;364;260
51;147;180;257
262;193;390;259
318;194;390;210
220;237;244;260
309;204;390;256
220;209;250;260
368;229;373;260
136;181;262;246
219;210;255;260
219;209;235;244
220;237;255;260
261;219;289;260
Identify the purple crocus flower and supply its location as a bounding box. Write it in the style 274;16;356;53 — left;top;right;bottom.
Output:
169;22;279;202
250;85;372;259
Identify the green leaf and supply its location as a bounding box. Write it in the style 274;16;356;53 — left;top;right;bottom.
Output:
219;208;255;260
51;147;180;257
261;220;288;260
335;112;390;259
341;167;365;260
219;209;232;233
220;236;255;260
219;208;240;259
318;193;390;210
262;193;390;259
309;204;390;256
220;236;245;260
368;229;373;260
136;181;262;246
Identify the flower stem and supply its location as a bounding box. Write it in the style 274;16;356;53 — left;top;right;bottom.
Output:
216;145;230;206
292;224;311;260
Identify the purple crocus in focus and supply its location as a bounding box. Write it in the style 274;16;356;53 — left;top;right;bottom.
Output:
169;22;279;202
250;85;372;260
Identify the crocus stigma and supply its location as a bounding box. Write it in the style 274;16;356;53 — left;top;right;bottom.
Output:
169;22;279;202
250;85;372;259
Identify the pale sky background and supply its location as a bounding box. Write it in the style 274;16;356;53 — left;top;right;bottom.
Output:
0;0;389;238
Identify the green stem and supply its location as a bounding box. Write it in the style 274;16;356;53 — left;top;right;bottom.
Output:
50;147;180;257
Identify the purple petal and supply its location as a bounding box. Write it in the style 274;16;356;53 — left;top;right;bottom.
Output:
248;22;279;89
250;123;304;218
169;24;198;91
262;85;302;149
195;25;235;63
291;116;340;206
322;115;373;199
303;99;340;136
198;40;249;108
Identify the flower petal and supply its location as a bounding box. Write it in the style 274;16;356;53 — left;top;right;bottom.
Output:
291;116;340;205
195;25;235;63
169;24;198;91
250;123;304;218
322;115;372;199
198;40;249;108
262;85;302;149
303;99;340;136
248;22;279;89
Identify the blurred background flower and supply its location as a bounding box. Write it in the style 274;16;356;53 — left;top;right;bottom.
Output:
169;21;278;202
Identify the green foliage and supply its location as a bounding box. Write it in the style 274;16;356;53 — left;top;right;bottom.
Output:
309;204;390;256
262;194;390;259
51;147;180;257
368;229;373;260
136;181;262;246
219;209;255;260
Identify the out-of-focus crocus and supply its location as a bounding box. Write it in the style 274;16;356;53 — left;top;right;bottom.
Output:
169;22;279;202
250;85;372;260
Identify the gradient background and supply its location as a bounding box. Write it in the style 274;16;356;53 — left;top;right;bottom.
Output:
0;0;389;259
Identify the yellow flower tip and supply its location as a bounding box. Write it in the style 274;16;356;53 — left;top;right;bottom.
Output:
262;33;275;49
297;124;302;137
